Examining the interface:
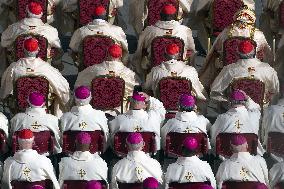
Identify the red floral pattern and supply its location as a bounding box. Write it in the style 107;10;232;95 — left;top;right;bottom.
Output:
147;0;179;26
82;35;115;68
231;78;265;107
158;77;192;111
216;133;258;158
117;182;143;189
114;132;156;157
256;47;265;62
11;180;53;189
165;132;208;157
15;35;48;61
151;36;184;68
79;0;110;26
64;180;107;189
91;76;125;111
280;1;284;29
267;132;284;157
212;0;243;34
169;182;212;189
17;0;48;23
63;130;104;154
222;181;265;189
15;76;49;112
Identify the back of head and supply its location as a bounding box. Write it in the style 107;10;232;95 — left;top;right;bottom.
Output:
160;4;177;21
126;133;144;152
75;132;92;151
130;92;147;110
28;91;45;108
26;1;43;19
238;39;256;59
143;177;159;189
230;134;248;153
23;37;39;58
182;136;199;157
92;6;107;21
165;43;180;60
18;129;34;150
230;89;247;107
74;86;91;106
108;44;122;61
179;94;196;112
86;180;102;189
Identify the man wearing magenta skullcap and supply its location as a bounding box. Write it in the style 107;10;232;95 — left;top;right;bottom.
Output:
60;86;109;151
210;89;265;158
59;132;108;188
75;44;140;114
165;137;216;189
216;134;269;189
143;177;159;189
111;133;163;189
110;92;165;151
0;37;70;117
2;129;59;189
161;94;211;151
69;5;128;65
10;91;61;155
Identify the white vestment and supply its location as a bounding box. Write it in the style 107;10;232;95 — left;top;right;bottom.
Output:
165;156;216;189
60;104;109;149
111;150;163;189
1;149;60;189
216;152;269;189
59;151;108;188
0;112;9;140
10;107;61;154
109;97;165;150
269;161;284;189
0;57;70;117
161;111;211;149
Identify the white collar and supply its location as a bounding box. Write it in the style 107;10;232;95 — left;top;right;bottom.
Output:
154;20;179;29
22;17;44;26
25;107;47;116
175;111;198;122
71;151;95;161
176;156;200;165
230;152;252;161
126;150;149;162
126;109;148;118
71;104;94;115
92;19;107;25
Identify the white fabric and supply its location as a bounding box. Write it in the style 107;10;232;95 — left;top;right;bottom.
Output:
216;152;269;189
10;107;61;154
0;57;70;117
111;150;163;189
144;59;207;100
1;149;60;189
269;161;284;189
0;112;9;139
165;156;216;189
109;97;165;150
59;151;108;188
161;111;211;149
60;104;109;150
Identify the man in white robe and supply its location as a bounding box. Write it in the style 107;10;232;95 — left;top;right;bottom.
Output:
69;6;128;65
269;161;284;189
60;86;109;150
210;90;264;156
165;137;216;189
59;132;108;188
1;129;60;189
216;134;269;189
0;37;70;117
111;133;163;188
161;94;211;149
10;92;61;155
133;4;196;75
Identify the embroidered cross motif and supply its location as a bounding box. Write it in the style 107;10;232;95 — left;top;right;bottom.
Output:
185;172;193;181
23;167;32;182
96;31;104;35
29;26;36;30
135;167;144;182
183;127;192;133
240;167;249;181
165;29;173;35
133;125;142;132
248;67;255;77
31;121;41;129
79;122;88;129
234;120;243;131
78;169;86;179
26;68;34;72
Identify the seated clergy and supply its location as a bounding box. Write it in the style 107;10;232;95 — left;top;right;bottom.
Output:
216;135;269;189
111;133;163;188
165;137;216;189
269;161;284;189
10;92;61;155
1;129;59;189
143;177;159;189
0;37;70;117
60;86;109;150
59;132;108;188
109;92;165;151
210;90;264;156
161;94;211;149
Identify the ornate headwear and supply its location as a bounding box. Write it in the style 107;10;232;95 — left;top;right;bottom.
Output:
233;6;256;24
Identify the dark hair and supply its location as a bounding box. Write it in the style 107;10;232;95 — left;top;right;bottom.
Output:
179;105;194;112
181;146;197;157
160;12;176;21
92;14;107;21
239;50;256;59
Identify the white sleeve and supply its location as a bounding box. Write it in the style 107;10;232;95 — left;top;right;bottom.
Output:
269;163;284;188
147;97;166;121
69;29;83;52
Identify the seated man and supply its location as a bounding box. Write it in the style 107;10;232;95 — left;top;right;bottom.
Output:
269;161;284;189
60;86;109;150
10;92;61;155
111;133;163;188
109;92;165;151
0;37;70;117
161;94;211;149
216;135;269;189
143;177;159;189
165;137;216;189
59;132;108;188
69;6;128;65
1;2;62;65
133;4;196;75
1;129;59;189
75;44;140;113
211;90;264;156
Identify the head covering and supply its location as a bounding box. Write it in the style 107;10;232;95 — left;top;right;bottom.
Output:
27;2;43;18
127;133;143;144
166;44;179;55
183;137;198;151
94;6;106;16
76;132;92;144
198;184;214;189
31;185;44;189
132;92;146;102
234;7;256;24
179;94;196;108
75;86;91;100
24;37;39;55
231;134;247;146
238;40;255;55
18;129;34;141
161;4;177;15
109;44;122;58
28;91;45;107
86;180;102;189
143;177;159;189
230;89;246;101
